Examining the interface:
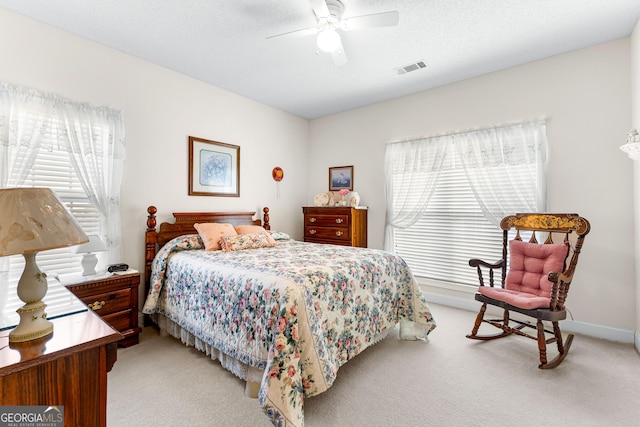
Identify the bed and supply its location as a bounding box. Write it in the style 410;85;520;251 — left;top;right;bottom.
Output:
141;205;436;426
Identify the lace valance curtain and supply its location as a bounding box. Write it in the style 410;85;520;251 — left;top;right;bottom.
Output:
384;120;547;251
0;82;126;262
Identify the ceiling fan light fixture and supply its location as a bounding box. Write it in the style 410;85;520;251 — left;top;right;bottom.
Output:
317;28;341;52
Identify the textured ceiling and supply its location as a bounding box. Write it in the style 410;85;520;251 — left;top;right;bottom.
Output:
1;0;639;119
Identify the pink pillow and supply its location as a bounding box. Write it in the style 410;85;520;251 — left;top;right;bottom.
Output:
234;225;276;245
193;222;237;251
219;233;276;252
234;224;264;234
505;239;569;298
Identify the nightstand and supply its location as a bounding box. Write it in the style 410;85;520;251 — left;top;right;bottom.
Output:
63;271;142;347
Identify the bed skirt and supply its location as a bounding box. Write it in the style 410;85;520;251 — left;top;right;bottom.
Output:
151;313;265;384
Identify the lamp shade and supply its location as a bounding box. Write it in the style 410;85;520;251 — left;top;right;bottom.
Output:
0;188;88;256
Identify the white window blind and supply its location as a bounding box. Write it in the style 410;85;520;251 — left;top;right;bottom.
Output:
393;167;508;286
8;149;101;280
2;149;101;329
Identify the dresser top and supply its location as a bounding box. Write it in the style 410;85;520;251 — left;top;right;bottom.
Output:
303;206;368;211
0;307;121;372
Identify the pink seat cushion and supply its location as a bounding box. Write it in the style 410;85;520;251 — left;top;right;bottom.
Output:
478;239;568;310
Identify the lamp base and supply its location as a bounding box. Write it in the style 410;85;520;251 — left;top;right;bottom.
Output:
81;253;98;276
9;301;53;343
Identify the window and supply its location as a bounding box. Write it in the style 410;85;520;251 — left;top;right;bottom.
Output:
385;120;547;288
0;82;125;293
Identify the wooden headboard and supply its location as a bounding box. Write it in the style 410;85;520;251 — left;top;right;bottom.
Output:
144;205;270;296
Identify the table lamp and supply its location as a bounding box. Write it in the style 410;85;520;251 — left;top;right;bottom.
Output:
74;235;107;276
0;188;88;342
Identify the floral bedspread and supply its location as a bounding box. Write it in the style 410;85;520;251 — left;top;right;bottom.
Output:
142;235;436;427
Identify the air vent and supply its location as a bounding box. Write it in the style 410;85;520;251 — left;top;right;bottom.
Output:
395;61;426;75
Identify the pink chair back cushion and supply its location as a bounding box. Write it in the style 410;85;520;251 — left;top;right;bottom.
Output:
506;239;568;297
478;240;568;310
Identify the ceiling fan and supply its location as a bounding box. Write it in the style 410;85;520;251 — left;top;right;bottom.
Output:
267;0;399;66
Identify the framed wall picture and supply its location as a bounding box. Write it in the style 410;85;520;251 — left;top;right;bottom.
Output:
329;165;353;191
188;136;240;197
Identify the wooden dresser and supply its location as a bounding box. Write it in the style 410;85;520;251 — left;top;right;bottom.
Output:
64;271;142;347
0;308;122;427
303;206;368;247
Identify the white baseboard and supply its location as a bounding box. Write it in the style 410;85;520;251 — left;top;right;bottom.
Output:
424;291;636;344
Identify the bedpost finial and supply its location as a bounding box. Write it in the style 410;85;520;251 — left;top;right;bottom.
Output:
263;207;271;230
147;205;158;231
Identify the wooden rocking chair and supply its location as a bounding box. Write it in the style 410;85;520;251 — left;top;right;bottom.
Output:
466;213;590;369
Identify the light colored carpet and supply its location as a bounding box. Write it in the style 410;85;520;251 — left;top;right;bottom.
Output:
107;303;640;426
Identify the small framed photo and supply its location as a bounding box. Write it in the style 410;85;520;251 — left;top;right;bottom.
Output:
329;165;353;191
189;136;240;197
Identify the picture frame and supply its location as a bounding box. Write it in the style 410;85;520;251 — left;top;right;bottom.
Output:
329;165;353;191
188;136;240;197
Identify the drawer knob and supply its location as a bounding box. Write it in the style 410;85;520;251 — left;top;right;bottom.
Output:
88;300;105;310
335;218;343;224
309;217;317;223
309;229;317;235
335;231;343;236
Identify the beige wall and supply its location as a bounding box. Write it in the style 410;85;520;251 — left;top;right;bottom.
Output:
0;9;311;280
309;39;636;334
631;19;640;348
1;7;637;340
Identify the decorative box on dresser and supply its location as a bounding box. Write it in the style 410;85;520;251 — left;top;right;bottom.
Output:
303;206;368;247
64;271;142;347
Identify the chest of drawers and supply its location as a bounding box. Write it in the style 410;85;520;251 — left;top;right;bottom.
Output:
303;206;367;247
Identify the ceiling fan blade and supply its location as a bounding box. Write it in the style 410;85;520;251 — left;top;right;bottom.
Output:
309;0;330;19
342;11;399;31
266;27;318;40
330;38;348;67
